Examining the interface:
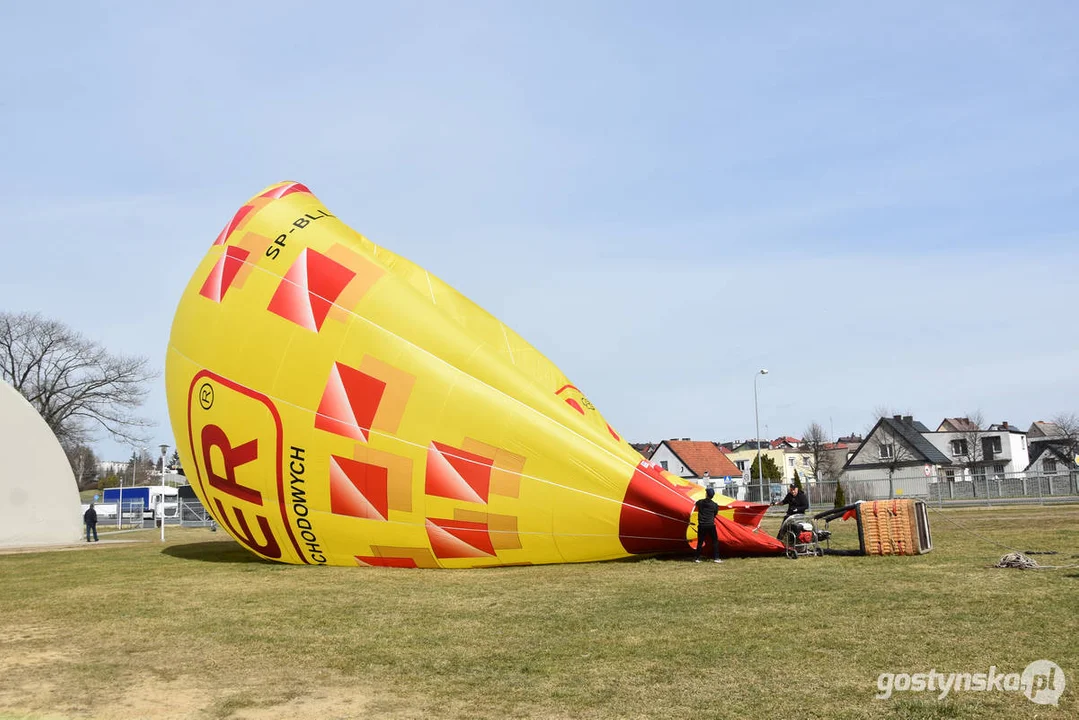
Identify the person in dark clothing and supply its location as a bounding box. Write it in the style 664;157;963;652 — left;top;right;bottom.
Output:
84;503;99;542
773;484;809;517
772;484;809;539
693;487;723;563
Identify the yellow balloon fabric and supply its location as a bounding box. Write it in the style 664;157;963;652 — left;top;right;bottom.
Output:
166;182;782;567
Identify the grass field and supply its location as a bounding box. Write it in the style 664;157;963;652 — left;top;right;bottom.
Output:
1;505;1076;719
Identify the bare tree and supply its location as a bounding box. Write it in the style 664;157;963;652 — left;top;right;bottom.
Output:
952;411;986;482
802;421;839;482
1050;412;1079;461
867;409;916;498
64;444;100;489
0;312;156;447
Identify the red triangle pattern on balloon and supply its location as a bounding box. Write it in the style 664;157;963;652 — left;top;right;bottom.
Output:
425;441;493;504
425;518;495;558
315;362;386;442
213;204;255;246
329;455;389;521
267;248;356;331
259;182;311;199
199;246;251;302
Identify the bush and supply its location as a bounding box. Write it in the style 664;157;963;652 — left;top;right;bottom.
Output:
834;481;847;508
97;475;121;490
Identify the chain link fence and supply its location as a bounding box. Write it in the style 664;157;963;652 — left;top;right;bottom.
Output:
179;498;217;528
722;471;1079;509
87;499;146;529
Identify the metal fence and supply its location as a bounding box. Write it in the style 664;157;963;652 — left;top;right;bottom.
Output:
89;499;146;529
178;498;217;528
724;471;1079;509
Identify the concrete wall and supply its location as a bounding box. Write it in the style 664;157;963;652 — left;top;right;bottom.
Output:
0;381;83;547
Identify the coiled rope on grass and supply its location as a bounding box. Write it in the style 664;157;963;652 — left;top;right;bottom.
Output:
925;506;1079;570
993;551;1079;570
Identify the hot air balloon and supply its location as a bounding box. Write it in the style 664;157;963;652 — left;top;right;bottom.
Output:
165;182;784;567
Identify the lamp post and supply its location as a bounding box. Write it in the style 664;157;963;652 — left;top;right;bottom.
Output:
116;466;124;530
158;444;170;486
158;444;170;542
754;369;768;502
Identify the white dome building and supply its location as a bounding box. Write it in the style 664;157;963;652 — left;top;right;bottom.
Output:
0;381;83;547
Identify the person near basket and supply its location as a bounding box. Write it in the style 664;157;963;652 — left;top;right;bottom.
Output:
772;483;809;539
692;487;723;564
772;483;808;517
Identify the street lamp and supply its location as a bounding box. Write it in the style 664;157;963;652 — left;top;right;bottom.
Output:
158;444;170;486
158;444;170;542
754;369;768;501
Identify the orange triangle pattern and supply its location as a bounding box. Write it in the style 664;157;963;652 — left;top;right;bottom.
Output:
199;246;250;302
267;248;355;331
315;362;386;442
426;518;495;558
425;441;492;504
329;455;388;521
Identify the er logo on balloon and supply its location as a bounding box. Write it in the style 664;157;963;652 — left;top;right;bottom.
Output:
186;370;309;564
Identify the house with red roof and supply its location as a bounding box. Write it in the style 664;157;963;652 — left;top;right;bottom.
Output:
648;439;744;494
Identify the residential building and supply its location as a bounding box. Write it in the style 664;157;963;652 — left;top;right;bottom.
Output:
1027;421;1063;444
725;445;814;485
923;420;1029;480
820;442;855;481
1025;443;1078;475
842;416;952;495
648;440;742;482
630;442;657;460
97;460;128;477
1024;443;1079;495
1026;421;1077;458
936;417;980;433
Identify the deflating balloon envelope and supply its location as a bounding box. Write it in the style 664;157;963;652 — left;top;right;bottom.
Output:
165;182;783;567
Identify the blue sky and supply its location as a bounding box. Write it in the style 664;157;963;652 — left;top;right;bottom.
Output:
2;2;1077;462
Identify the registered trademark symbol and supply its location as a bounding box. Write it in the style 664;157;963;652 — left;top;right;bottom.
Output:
199;382;215;410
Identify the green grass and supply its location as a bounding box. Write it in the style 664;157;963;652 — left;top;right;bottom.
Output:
1;506;1077;719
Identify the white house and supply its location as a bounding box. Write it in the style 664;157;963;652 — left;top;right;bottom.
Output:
648;439;745;498
923;420;1029;481
842;416;952;496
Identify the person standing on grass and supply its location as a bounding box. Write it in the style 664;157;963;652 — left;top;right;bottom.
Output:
693;487;723;563
84;502;98;542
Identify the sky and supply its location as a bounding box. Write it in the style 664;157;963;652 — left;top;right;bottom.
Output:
1;2;1077;463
